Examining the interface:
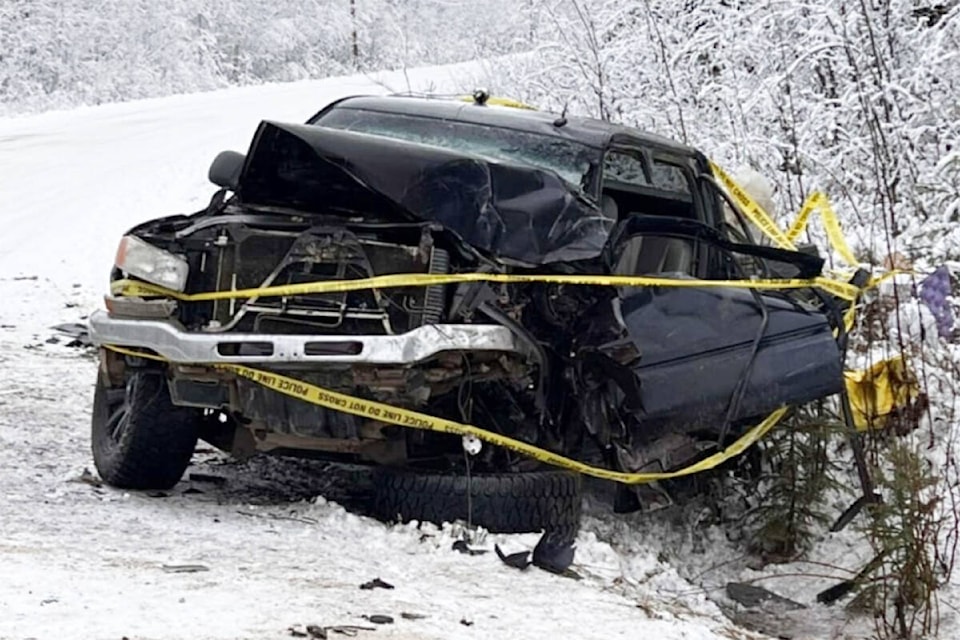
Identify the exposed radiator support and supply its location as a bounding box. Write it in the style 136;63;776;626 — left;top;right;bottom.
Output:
420;247;449;326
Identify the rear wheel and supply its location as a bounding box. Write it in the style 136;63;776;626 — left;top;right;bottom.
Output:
372;468;582;534
91;369;201;490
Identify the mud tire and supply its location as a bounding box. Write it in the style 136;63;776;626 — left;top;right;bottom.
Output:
92;369;200;490
373;468;582;534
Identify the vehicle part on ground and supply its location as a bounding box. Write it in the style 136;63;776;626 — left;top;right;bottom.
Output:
373;468;582;534
91;368;201;489
494;530;579;575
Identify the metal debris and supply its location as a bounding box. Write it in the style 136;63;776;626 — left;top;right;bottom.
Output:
359;577;394;590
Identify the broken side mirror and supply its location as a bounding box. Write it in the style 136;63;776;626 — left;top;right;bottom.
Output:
208;150;245;190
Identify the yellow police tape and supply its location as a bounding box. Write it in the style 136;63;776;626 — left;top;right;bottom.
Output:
709;161;797;250
709;162;859;268
111;270;860;303
102;344;788;485
786;192;859;267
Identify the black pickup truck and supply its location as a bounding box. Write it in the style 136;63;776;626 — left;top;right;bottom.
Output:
88;94;844;534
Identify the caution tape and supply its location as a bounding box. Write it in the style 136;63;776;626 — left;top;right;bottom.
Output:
785;192;859;267
710;161;870;337
785;193;818;245
710;162;859;268
102;345;788;485
843;301;859;334
709;161;797;250
111;271;860;303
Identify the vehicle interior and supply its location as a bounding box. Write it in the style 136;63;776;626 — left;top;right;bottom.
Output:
600;147;704;279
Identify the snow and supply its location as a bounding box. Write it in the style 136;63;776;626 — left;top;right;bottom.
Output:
0;65;751;640
4;61;956;640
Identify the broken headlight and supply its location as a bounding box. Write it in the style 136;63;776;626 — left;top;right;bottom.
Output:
115;235;189;292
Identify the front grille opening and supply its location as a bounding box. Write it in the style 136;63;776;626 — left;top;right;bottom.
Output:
217;341;275;357
304;341;363;356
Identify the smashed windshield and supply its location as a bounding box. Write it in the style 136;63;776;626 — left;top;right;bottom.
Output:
315;107;600;192
603;150;692;195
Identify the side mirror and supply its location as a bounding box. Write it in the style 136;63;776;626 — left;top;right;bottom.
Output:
208;150;245;190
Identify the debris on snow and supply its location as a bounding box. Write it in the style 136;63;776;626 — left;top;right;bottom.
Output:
400;612;428;620
494;544;532;570
725;582;805;610
161;564;210;574
68;468;103;488
50;322;93;348
358;578;394;590
451;540;487;556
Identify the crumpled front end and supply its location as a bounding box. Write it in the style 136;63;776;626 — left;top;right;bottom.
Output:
238;121;614;265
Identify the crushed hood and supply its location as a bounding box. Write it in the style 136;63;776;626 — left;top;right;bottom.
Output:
237;120;613;265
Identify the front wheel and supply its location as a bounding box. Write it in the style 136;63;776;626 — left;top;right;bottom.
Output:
91;368;200;490
373;468;582;534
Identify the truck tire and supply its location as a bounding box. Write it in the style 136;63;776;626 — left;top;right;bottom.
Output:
373;468;582;534
91;369;200;490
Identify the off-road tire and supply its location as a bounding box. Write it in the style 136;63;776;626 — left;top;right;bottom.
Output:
373;469;582;534
92;369;200;490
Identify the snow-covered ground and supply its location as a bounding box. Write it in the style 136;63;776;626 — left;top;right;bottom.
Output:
1;64;939;640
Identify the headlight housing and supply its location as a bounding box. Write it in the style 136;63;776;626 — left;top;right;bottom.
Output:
115;235;189;292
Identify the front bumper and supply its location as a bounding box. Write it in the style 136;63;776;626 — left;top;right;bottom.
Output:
88;310;522;364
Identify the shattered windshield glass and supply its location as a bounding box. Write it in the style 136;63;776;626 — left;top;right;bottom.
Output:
603;151;692;195
315;108;600;192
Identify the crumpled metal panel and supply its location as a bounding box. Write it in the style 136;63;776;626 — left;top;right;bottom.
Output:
237;121;613;266
618;286;844;432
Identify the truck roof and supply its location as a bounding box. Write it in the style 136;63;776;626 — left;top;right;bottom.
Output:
314;94;697;157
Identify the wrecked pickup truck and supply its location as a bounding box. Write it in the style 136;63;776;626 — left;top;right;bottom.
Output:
88;94;846;534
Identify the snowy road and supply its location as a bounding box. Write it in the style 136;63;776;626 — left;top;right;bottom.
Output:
0;66;759;640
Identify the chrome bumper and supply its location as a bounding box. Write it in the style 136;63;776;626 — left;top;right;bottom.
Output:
88;311;522;364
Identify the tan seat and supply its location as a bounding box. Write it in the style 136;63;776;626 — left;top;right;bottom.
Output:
613;234;693;276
